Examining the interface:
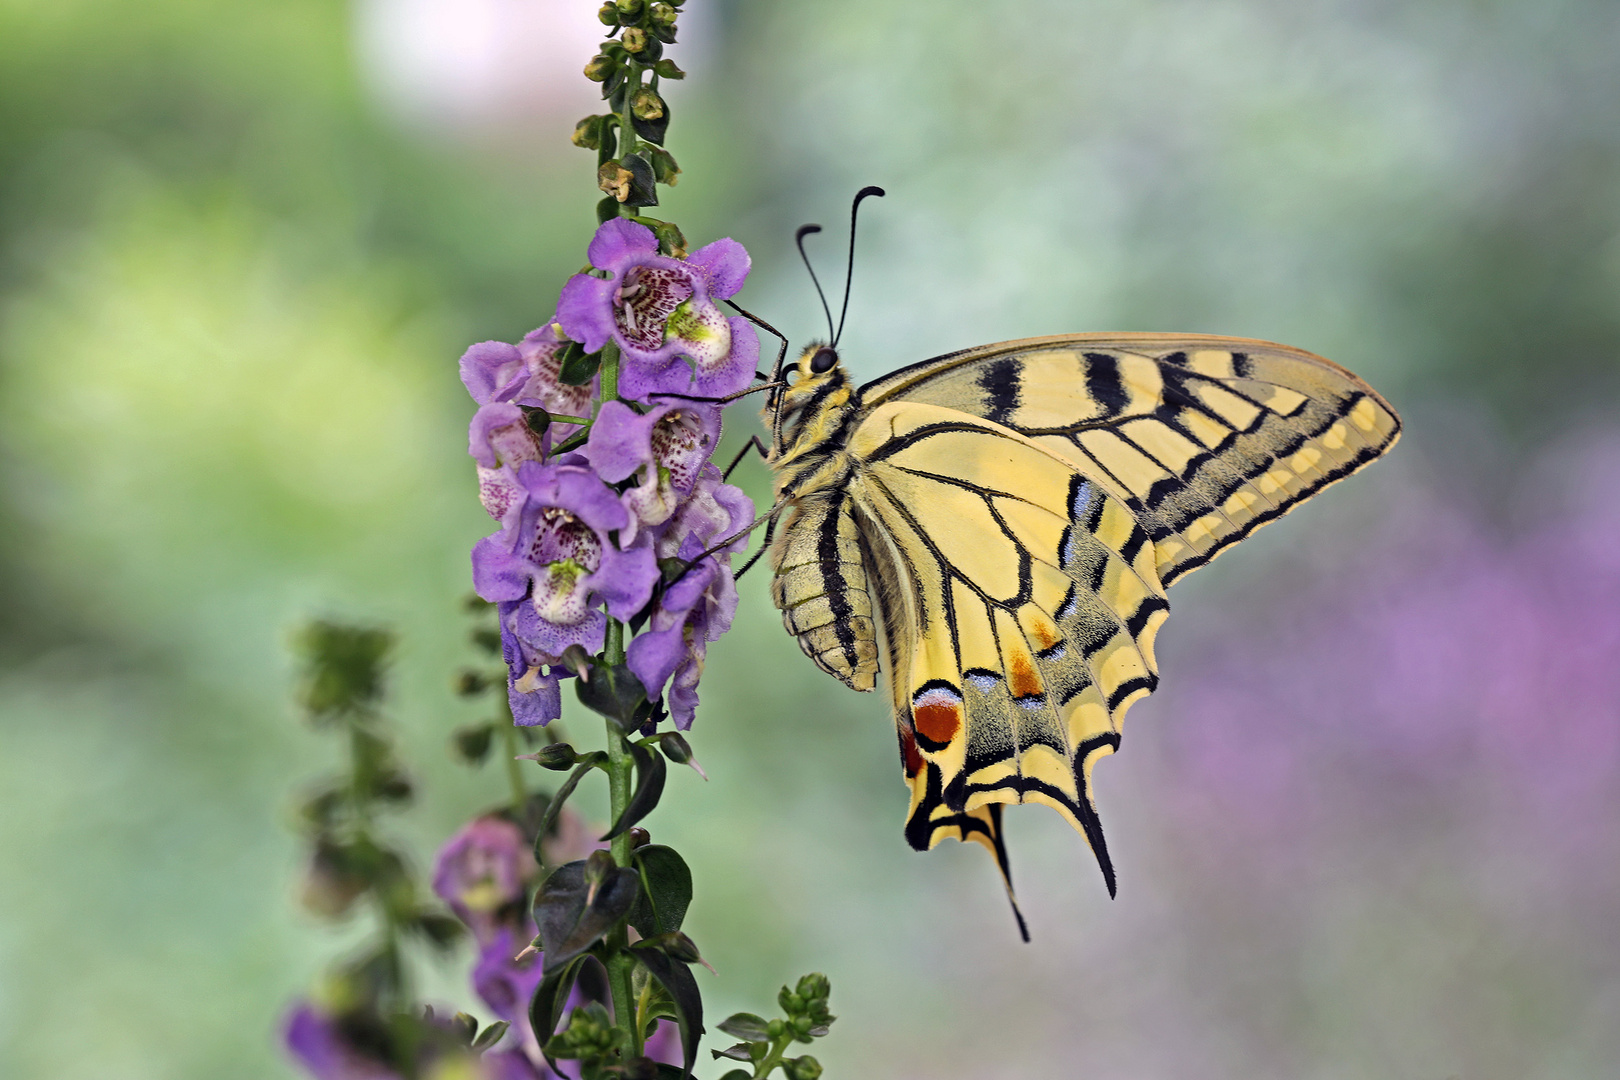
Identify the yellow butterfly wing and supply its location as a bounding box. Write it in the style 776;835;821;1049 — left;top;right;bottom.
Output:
861;334;1402;586
844;401;1171;936
834;335;1399;934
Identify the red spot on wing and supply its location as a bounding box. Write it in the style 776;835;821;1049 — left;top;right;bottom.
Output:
899;727;923;778
913;701;962;744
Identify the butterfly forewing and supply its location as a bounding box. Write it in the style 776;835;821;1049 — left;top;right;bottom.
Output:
862;334;1402;586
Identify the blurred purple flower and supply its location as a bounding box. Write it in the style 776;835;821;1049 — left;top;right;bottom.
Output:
627;467;753;728
473;927;545;1037
556;219;758;402
586;401;721;542
432;816;537;945
284;1005;400;1080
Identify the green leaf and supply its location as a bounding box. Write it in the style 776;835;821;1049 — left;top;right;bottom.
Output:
575;662;647;726
529;954;586;1073
537;752;607;849
602;739;666;840
471;1020;510;1052
558;343;601;386
712;1043;753;1061
716;1070;752;1080
635;949;704;1077
532;860;640;970
628;844;692;937
715;1013;770;1042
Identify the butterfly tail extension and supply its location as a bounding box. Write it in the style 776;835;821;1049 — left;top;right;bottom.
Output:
768;491;880;691
898;745;1030;942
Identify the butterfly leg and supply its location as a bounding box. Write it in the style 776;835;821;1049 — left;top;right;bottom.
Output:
722;436;771;481
732;513;777;581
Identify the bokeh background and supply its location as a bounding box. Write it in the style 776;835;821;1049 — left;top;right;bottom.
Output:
2;0;1619;1077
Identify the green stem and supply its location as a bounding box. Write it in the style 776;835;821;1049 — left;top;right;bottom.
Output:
599;342;620;408
617;61;641;219
498;710;526;815
598;616;641;1055
752;1034;794;1078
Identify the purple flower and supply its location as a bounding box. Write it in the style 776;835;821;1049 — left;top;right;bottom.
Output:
432;816;537;945
556;219;759;402
284;1005;401;1080
627;467;753;728
586;401;722;542
473;927;546;1033
461;320;596;423
470;403;547;524
473;461;659;724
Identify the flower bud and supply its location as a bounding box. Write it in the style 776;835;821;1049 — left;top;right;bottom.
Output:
628;825;652;848
516;742;578;770
621;26;647;53
783;1056;823;1080
597;2;619;25
598;160;633;202
615;0;644;16
650;2;676;26
795;973;831;1002
630;86;664;121
583;53;615;82
652;58;685;80
572;115;606;150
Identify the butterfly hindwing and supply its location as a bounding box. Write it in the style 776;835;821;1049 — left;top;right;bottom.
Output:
843;402;1171;914
861;334;1402;585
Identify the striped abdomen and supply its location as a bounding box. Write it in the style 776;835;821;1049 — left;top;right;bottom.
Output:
768;490;879;691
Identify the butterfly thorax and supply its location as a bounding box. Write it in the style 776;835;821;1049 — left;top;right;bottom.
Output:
765;351;881;691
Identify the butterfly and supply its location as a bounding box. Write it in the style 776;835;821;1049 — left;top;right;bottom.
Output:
726;190;1401;940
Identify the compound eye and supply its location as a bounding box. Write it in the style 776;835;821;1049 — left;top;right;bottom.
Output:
809;346;838;374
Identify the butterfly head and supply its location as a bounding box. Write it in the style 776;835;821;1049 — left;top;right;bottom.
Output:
764;340;855;457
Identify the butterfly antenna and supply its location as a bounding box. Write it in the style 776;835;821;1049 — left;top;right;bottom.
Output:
833;185;885;347
795;224;836;342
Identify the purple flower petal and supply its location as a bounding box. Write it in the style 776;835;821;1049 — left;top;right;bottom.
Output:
517;461;632;535
685;237;750;299
510;667;563;727
585;400;652;484
626;622;691;707
587;216;658;269
594;541;659;621
556;273;618;354
469;403;542;469
461;341;527;405
472;535;533;602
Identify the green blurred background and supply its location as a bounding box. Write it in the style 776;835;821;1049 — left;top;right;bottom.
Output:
3;1;1619;1077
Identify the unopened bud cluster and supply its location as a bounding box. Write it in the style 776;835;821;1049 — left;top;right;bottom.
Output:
575;0;687;239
